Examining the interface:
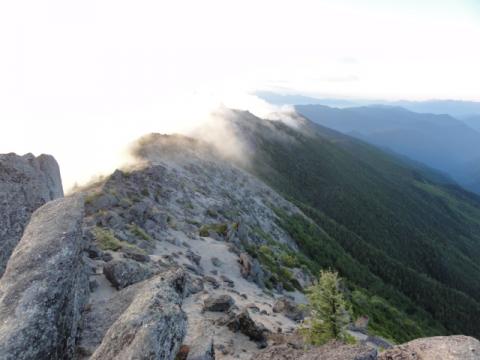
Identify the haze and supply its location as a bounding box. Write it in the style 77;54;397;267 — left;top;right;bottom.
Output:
1;0;479;190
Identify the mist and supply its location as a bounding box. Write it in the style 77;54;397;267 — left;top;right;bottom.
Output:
2;0;479;191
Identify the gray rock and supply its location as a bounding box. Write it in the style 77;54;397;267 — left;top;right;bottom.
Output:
204;276;220;289
366;335;392;350
272;297;304;321
90;269;187;360
184;263;204;276
122;251;151;263
187;336;215;360
103;258;153;289
0;153;63;276
291;267;313;290
186;249;202;266
89;279;99;292
379;335;480;360
0;195;87;360
238;253;265;288
185;276;204;296
203;294;235;312
211;257;222;267
220;275;235;287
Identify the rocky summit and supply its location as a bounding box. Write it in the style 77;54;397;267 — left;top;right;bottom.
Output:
0;128;480;359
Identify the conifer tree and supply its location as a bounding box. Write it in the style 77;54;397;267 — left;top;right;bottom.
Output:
301;270;350;345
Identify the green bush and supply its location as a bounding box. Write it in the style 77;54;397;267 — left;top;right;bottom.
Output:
128;223;152;242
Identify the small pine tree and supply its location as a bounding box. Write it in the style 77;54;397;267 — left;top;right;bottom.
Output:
301;269;350;345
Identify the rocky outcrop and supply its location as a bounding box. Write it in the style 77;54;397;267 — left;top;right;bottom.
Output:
0;195;86;360
379;335;480;360
90;268;187;360
251;342;378;360
0;153;63;276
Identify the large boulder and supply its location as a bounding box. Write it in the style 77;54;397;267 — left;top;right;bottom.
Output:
103;258;154;289
203;294;235;312
252;342;377;360
226;309;269;348
0;195;87;360
379;335;480;360
90;268;187;360
0;153;63;276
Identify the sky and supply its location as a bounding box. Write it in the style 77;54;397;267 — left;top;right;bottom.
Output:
1;0;479;190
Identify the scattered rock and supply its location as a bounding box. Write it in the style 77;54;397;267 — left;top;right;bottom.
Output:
246;303;260;313
204;276;220;289
186;276;205;296
186;250;202;266
184;263;204;276
203;294;235;312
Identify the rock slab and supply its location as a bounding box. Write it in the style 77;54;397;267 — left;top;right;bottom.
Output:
0;195;86;360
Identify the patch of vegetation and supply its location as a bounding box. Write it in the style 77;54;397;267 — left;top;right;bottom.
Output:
85;192;101;206
198;223;229;237
199;227;210;237
186;219;201;226
244;243;303;292
92;226;145;253
206;208;218;218
128;223;152;242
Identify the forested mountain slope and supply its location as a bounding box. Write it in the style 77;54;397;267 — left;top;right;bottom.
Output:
221;110;480;341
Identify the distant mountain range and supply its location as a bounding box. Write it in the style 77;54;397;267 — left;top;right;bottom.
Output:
462;115;480;132
294;104;480;194
256;91;480;118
